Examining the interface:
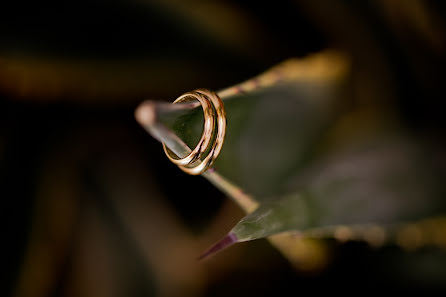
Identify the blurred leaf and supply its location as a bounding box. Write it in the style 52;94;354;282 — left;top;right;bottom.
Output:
232;125;445;242
0;1;291;101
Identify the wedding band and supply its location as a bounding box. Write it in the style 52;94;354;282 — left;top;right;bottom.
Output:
162;89;226;175
162;91;215;166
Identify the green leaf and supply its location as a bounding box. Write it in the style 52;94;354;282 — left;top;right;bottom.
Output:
138;51;348;199
232;128;446;242
135;51;446;261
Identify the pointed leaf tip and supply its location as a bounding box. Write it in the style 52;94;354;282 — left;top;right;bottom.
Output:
135;101;157;127
198;232;238;261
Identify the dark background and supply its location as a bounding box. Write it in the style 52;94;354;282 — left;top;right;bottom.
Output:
2;1;446;296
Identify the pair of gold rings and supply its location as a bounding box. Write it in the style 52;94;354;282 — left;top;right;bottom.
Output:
162;89;226;175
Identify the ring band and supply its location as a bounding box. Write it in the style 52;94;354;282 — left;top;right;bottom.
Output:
162;89;226;175
162;91;215;166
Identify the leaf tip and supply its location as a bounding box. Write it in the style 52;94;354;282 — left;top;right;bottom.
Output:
198;232;238;261
135;101;157;127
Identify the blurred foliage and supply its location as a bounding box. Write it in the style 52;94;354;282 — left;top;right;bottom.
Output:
140;50;446;267
3;0;446;297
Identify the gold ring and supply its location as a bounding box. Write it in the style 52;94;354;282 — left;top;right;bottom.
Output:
162;91;215;166
162;89;226;175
